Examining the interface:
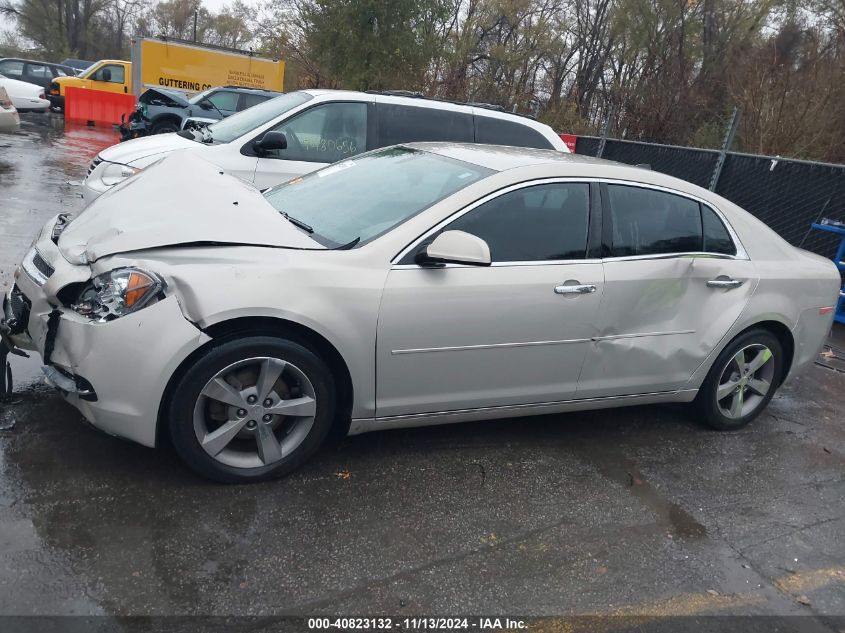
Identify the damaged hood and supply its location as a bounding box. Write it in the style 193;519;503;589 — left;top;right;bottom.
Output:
141;87;191;107
98;130;198;166
59;152;322;263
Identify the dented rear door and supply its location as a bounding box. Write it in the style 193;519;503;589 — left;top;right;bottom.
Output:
575;183;758;399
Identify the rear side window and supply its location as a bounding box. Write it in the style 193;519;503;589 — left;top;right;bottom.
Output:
207;91;239;111
0;60;23;78
702;204;736;255
475;116;554;150
442;183;590;262
239;93;270;110
607;185;701;256
24;63;49;80
377;104;473;146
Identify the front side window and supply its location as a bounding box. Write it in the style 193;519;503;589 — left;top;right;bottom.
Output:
263;147;493;247
206;90;239;112
91;64;124;83
607;185;702;256
205;91;313;144
377;104;473;146
263;102;367;163
441;183;590;262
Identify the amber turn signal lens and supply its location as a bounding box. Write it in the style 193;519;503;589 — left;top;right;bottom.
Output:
124;271;155;308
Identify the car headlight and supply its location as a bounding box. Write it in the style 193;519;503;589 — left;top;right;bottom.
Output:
71;268;164;320
101;163;140;187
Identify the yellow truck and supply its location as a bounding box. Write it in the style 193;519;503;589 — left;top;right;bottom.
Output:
48;60;131;108
48;37;285;109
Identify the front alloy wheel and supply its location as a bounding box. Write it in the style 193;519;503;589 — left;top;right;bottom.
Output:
169;336;336;483
194;357;318;469
696;329;783;430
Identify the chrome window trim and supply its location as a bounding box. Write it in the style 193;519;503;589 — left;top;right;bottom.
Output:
391;176;749;267
391;259;603;270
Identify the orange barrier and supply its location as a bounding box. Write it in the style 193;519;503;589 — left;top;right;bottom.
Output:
65;87;135;127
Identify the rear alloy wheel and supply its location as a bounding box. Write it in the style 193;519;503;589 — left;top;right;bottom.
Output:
696;329;783;430
169;337;336;483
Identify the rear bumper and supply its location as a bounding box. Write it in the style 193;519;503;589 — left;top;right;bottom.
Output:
785;306;836;383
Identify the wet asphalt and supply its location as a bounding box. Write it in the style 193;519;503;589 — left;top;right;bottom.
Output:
0;114;844;625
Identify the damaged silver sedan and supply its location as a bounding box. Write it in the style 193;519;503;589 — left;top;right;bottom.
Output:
2;144;840;482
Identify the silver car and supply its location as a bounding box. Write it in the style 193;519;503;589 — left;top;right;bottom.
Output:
2;144;839;482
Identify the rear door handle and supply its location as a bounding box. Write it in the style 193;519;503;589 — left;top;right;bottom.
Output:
555;284;597;295
707;277;744;289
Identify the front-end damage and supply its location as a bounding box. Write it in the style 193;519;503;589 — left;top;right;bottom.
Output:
119;88;191;141
4;153;329;445
1;213;211;446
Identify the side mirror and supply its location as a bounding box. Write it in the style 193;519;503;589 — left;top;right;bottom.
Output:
253;130;288;153
101;68;111;82
199;100;212;110
418;230;491;266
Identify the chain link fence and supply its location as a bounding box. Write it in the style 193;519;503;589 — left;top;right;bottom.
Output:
574;136;845;260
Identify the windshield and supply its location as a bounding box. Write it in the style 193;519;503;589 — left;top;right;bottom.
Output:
263;147;494;247
205;91;312;144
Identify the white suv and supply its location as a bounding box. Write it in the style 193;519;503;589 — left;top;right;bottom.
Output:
82;89;568;201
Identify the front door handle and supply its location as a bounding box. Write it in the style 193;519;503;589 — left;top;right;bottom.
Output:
707;277;744;289
554;283;597;295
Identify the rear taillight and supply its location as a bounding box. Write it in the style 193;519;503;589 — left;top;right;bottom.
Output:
39;91;46;100
0;87;11;108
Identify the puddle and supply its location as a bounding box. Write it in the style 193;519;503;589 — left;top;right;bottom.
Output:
588;451;707;540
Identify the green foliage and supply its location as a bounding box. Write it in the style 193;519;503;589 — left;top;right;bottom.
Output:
2;0;844;162
300;0;451;91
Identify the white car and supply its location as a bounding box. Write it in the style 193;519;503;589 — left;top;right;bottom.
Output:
3;145;839;483
0;87;20;133
0;73;49;112
82;89;569;202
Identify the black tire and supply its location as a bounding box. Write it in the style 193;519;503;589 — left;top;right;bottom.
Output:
168;336;336;483
695;328;783;430
151;119;180;134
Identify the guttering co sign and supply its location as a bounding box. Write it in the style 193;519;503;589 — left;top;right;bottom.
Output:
132;38;285;95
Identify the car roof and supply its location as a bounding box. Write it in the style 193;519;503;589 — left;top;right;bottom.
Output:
407;142;609;171
298;89;564;148
301;88;534;119
408;142;723;199
0;57;74;69
217;86;282;96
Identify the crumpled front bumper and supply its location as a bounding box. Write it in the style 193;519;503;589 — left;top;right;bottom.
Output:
2;216;211;447
119;109;148;141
